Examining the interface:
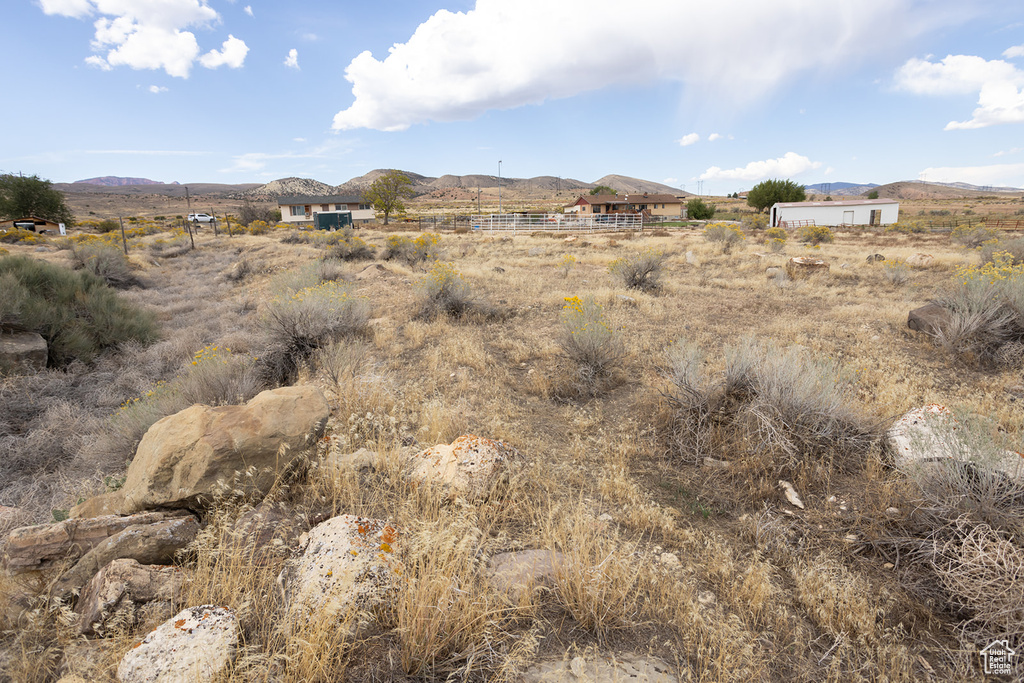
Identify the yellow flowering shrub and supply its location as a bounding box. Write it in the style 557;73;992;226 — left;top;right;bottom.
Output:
419;261;474;317
559;295;622;381
798;225;834;245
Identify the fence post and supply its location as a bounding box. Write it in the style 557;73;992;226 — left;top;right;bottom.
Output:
118;216;128;255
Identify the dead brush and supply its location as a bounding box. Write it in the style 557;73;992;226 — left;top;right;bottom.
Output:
608;248;665;292
659;337;880;482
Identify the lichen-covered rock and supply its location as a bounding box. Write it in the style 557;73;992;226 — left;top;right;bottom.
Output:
408;434;517;501
78;559;186;636
887;404;1023;482
72;385;330;518
117;605;238;683
278;515;401;635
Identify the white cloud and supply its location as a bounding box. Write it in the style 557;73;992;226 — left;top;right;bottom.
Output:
39;0;248;78
699;152;821;182
148;85;168;93
1005;45;1024;59
293;137;307;143
895;52;1024;130
663;177;679;185
244;5;253;17
284;48;299;69
199;35;249;69
301;33;319;42
708;133;722;141
677;133;700;146
994;147;1023;157
333;0;934;131
918;163;1024;187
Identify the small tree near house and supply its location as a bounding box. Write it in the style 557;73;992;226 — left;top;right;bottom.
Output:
365;170;415;225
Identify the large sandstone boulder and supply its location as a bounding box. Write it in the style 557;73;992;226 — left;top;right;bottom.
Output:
408;434;517;501
53;514;199;596
278;514;401;635
72;385;330;518
117;605;238;683
3;510;193;574
887;404;1023;483
785;257;829;279
78;559;186;635
0;331;48;374
906;253;935;268
907;302;950;337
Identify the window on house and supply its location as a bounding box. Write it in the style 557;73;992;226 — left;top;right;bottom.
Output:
359;204;370;211
335;204;344;211
593;206;601;214
321;204;330;211
290;205;304;216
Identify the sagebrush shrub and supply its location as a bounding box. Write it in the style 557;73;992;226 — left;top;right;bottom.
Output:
881;259;910;287
742;213;768;231
934;253;1024;365
798;224;833;244
703;222;745;246
260;279;370;383
662;337;876;474
608;248;664;292
323;233;375;261
951;224;999;248
384;233;441;265
764;227;787;253
66;240;138;288
0;255;157;368
558;296;623;394
418;261;474;318
885;220;927;234
0;228;43;245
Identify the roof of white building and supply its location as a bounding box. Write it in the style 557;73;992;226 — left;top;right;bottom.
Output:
774;198;899;208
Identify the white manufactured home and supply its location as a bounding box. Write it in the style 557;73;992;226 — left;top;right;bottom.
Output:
770;199;899;228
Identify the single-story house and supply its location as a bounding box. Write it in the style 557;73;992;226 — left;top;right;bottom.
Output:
770;198;899;228
277;195;376;225
0;216;63;233
568;193;686;219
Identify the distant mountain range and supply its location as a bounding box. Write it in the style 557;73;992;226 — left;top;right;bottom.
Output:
804;182;878;196
73;176;175;187
806;180;1022;197
239;170;686;199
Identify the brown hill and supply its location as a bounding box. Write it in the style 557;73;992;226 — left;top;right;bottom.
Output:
874;181;1023;200
592;174;690;196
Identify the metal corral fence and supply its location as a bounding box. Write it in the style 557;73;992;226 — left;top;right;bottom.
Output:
473;213;644;234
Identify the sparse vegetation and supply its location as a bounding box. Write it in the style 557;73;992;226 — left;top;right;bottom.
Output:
65;240;139;288
608;248;664;292
799;224;834;244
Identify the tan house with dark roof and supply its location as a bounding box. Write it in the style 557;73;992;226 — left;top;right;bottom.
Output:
567;193;685;218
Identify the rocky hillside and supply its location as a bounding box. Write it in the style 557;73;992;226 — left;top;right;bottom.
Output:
591;174;687;195
241;177;337;198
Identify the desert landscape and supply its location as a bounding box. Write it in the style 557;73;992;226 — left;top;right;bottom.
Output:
2;178;1024;682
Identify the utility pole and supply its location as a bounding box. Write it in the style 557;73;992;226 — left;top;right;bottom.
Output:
184;186;195;249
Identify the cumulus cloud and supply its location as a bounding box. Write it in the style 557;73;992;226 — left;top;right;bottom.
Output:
148;85;168;93
677;133;700;146
39;0;248;78
708;133;723;141
333;0;935;132
199;35;248;69
918;163;1024;187
244;5;253;17
1005;45;1024;59
699;152;821;182
895;53;1024;130
284;49;299;69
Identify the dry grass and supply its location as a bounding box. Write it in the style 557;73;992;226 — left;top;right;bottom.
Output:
1;224;1018;681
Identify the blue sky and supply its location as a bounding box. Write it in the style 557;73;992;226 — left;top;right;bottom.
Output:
2;0;1024;194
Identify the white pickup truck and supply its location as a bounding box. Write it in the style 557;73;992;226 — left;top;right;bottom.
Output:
188;213;215;224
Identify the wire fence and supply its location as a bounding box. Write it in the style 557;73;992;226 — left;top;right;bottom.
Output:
472;213;644;234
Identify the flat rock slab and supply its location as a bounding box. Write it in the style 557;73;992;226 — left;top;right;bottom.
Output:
487;549;566;593
54;514;199;596
907;302;950;337
0;331;47;373
785;257;829;279
118;605;238;683
522;654;678;682
3;510;193;573
409;434;517;501
279;514;401;635
78;559;186;635
72;385;330;518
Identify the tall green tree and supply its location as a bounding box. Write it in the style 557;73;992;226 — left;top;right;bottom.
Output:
746;179;806;213
686;197;716;220
364;170;415;225
590;185;616;196
0;173;74;226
